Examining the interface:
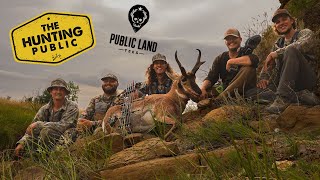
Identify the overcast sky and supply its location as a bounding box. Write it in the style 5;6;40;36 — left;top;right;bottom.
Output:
0;0;280;108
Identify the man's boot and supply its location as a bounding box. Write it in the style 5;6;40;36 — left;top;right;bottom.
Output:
297;89;320;105
266;96;290;114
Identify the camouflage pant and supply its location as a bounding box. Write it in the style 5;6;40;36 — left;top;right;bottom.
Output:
23;129;61;153
24;123;75;152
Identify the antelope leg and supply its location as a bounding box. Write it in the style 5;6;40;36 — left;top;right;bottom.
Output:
161;116;177;141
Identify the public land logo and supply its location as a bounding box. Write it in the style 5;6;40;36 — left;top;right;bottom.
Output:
109;5;157;55
10;12;95;65
128;5;149;33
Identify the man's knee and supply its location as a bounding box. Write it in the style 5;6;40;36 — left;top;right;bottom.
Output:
39;128;61;145
283;46;301;59
237;66;257;84
238;66;256;76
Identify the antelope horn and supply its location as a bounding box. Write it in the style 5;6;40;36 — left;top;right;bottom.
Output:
175;51;187;76
191;49;205;74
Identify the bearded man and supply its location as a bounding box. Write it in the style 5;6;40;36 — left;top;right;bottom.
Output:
77;74;121;132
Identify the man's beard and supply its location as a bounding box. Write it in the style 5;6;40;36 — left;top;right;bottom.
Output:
102;86;117;94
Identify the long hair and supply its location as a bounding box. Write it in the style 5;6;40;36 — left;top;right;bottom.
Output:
144;63;177;85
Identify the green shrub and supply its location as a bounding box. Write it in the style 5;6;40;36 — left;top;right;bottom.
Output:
0;98;37;150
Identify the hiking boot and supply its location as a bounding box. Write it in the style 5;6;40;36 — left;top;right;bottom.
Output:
297;89;320;105
266;96;290;114
258;89;276;104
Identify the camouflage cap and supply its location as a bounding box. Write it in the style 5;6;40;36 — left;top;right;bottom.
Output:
272;9;292;23
101;73;118;81
152;53;167;63
47;78;70;94
224;28;241;39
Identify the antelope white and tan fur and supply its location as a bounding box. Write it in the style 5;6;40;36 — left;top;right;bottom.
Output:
102;49;205;141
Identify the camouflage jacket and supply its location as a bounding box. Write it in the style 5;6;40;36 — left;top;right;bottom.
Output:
17;99;79;145
260;28;316;81
139;77;173;95
80;91;121;121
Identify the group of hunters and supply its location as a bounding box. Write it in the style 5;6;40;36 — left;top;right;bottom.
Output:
14;9;320;157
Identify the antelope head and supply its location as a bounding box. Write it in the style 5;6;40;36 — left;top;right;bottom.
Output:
172;49;205;102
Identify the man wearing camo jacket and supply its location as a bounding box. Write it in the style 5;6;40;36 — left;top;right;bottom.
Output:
77;73;121;132
14;78;79;157
258;9;319;114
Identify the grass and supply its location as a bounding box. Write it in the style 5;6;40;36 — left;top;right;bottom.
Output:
1;97;319;179
176;115;320;179
0;131;114;179
0;98;38;150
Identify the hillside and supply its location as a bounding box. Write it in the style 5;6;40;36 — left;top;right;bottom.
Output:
0;98;37;150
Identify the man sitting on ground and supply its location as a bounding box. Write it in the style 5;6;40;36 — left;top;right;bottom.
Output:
198;28;259;108
258;9;319;114
14;78;79;157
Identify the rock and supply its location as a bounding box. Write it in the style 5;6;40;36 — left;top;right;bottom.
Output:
106;138;180;169
275;160;295;171
69;132;124;159
100;147;235;180
101;153;199;180
202;105;252;123
124;133;144;147
0;160;23;178
296;140;320;162
276;105;320;132
248;114;279;133
303;2;320;31
14;166;45;180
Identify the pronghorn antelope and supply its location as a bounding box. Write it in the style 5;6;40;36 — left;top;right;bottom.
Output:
102;49;205;141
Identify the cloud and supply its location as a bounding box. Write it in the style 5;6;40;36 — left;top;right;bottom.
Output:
0;0;280;108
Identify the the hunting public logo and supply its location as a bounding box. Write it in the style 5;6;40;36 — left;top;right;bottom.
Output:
128;5;149;33
10;12;95;65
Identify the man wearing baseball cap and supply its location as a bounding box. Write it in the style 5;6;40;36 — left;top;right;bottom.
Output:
258;8;319;114
14;78;79;157
77;73;122;133
198;28;259;108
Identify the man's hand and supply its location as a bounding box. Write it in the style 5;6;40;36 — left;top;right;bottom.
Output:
226;58;237;72
257;79;269;89
226;60;232;72
200;88;208;100
77;119;93;131
14;144;24;158
263;52;277;72
26;122;39;135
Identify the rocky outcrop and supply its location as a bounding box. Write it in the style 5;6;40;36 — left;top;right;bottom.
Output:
106;138;180;169
276;105;320;132
100;147;235;180
202;105;252;124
